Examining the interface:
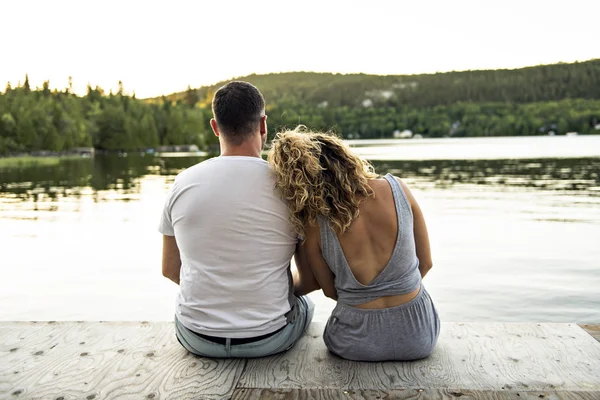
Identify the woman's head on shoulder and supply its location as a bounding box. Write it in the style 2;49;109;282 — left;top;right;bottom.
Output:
267;126;378;236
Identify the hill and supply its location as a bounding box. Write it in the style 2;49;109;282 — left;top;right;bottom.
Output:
157;60;600;139
1;60;599;156
160;59;600;108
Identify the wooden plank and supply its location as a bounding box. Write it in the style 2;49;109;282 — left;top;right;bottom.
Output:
238;322;600;392
2;322;599;399
579;324;600;343
232;388;600;399
0;321;245;400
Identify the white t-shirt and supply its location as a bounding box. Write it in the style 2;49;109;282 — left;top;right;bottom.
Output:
158;156;298;338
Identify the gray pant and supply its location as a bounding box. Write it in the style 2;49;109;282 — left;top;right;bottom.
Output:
324;285;440;361
175;296;314;358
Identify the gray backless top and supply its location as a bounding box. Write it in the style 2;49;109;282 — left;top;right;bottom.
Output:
317;173;421;306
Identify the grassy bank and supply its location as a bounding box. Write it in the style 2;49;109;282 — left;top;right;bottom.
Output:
0;155;83;169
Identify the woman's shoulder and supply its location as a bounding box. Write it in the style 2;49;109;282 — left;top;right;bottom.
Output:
368;175;401;192
368;175;416;209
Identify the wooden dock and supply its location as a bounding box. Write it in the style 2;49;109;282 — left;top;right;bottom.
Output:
1;322;599;399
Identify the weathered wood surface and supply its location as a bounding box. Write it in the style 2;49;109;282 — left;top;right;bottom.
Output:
579;324;600;343
1;322;599;400
237;323;600;392
232;388;600;400
0;321;244;400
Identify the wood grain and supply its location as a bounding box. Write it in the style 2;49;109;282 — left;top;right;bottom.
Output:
0;321;245;400
2;322;599;400
579;324;600;343
237;322;600;392
232;388;600;400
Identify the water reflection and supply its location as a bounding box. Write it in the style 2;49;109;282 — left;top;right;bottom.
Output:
373;158;600;193
2;148;599;323
0;155;157;203
1;155;599;204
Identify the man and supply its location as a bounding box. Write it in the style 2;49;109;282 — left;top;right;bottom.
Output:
159;81;317;358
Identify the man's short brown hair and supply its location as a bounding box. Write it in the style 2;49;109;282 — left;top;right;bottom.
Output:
212;81;265;145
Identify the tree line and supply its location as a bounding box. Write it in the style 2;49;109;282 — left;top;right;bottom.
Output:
1;59;599;154
265;98;599;139
0;77;215;155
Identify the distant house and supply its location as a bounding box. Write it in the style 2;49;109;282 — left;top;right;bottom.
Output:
156;145;199;153
154;144;207;157
70;147;95;157
393;129;413;139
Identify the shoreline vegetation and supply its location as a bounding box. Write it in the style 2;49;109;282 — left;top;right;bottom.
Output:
0;153;94;169
0;155;65;168
1;59;599;155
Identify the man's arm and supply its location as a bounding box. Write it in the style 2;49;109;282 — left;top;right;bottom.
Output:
292;239;321;296
162;235;181;285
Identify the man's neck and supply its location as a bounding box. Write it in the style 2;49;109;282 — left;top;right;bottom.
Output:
219;139;262;158
220;148;261;157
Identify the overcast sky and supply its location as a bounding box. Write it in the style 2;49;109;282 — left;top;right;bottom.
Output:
1;0;598;98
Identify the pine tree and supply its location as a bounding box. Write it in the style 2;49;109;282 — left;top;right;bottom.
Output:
23;74;31;92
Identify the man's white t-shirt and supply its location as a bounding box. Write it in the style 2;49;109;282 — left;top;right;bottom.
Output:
158;156;298;338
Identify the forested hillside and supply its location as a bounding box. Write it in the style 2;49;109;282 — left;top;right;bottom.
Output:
163;59;600;140
1;59;599;154
180;59;600;108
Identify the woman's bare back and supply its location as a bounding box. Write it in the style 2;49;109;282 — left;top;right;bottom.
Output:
336;178;421;309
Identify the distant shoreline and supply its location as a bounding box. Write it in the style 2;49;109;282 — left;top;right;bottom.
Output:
2;134;600;167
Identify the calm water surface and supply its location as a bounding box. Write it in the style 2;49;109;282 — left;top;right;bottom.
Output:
1;136;599;323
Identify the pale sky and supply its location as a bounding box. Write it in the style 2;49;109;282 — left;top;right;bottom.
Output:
1;0;598;98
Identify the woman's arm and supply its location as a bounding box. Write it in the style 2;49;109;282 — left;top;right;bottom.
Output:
302;224;338;300
293;239;321;296
397;178;433;278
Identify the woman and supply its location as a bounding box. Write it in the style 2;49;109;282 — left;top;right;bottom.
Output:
267;128;440;361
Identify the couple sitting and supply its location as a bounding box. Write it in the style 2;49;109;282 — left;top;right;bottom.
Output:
159;81;440;361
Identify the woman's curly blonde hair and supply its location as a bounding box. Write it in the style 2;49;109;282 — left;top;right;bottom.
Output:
267;127;378;237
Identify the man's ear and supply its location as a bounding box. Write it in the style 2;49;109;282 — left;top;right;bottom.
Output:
210;118;219;137
260;115;267;134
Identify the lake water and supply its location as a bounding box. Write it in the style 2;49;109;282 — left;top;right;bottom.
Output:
1;136;599;323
